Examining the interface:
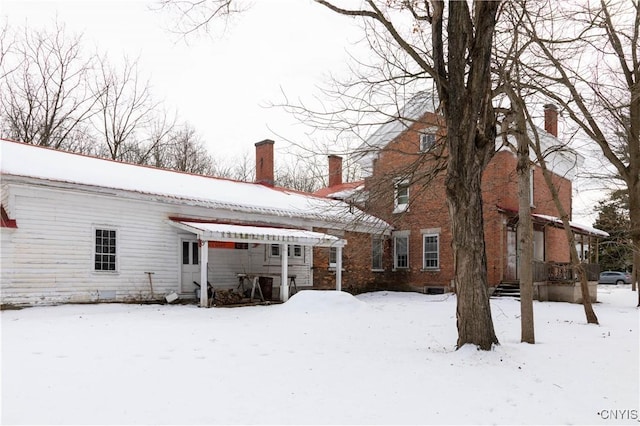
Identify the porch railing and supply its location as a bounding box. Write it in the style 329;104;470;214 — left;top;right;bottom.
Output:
532;261;600;282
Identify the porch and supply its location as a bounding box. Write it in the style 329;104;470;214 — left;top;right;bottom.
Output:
495;261;600;303
170;220;346;307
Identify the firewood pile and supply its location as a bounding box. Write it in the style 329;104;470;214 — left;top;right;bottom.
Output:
213;289;243;306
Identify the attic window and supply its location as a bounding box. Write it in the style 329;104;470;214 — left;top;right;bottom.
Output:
1;205;17;228
419;131;436;152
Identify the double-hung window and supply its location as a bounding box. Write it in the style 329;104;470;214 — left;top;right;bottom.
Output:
419;132;436;152
95;228;117;272
393;180;409;213
423;234;439;270
394;233;409;269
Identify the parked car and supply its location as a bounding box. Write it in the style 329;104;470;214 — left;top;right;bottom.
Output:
598;271;632;285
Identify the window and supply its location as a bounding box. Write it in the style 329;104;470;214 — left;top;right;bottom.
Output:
182;241;199;265
394;234;409;269
372;237;383;270
329;247;337;268
423;234;439;269
394;180;409;213
270;244;303;259
291;245;303;258
95;228;117;271
419;132;436;152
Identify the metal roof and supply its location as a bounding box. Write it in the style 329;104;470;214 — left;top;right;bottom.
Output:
170;221;346;247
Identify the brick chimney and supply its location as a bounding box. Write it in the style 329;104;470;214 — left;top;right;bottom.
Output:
328;155;343;187
255;139;274;186
544;104;558;137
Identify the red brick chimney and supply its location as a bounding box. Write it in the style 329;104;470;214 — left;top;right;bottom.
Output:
544;104;558;137
328;155;343;187
255;139;274;186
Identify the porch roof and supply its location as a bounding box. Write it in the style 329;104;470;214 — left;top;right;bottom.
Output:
531;213;609;238
170;221;346;248
497;206;609;237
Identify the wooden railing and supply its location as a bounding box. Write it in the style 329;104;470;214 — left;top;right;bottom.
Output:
532;261;600;282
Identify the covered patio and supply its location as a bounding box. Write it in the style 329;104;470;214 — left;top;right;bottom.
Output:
170;221;347;307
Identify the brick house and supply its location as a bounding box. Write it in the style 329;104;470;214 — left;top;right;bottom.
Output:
315;92;607;301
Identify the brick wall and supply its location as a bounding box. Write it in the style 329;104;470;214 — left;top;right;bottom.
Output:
314;110;576;293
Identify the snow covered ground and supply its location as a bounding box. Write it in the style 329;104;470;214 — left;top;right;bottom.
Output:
2;286;638;425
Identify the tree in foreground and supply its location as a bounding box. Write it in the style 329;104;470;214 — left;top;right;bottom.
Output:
313;0;501;349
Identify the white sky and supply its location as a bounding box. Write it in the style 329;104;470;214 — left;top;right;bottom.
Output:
2;0;365;159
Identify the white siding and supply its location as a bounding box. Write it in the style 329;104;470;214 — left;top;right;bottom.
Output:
1;181;315;306
206;244;312;292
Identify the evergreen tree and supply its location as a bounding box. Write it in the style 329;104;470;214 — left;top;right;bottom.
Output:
593;190;632;272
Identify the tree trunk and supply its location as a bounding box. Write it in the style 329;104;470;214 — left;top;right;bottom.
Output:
443;1;500;350
628;181;640;306
628;180;640;300
446;156;498;350
517;134;535;344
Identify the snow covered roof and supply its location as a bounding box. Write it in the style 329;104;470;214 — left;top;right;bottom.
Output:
498;206;608;237
532;213;609;238
356;91;438;174
313;181;365;201
171;221;346;247
356;90;583;179
0;140;389;233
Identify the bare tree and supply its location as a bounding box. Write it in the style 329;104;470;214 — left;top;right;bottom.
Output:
0;20;18;80
155;0;249;36
134;108;178;166
515;0;640;304
311;0;501;350
494;0;600;326
163;123;215;174
92;56;157;161
0;22;98;149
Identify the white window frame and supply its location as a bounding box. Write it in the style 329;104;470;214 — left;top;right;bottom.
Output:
422;233;440;270
419;132;436;152
393;180;410;213
269;244;304;260
393;232;409;270
371;237;384;271
329;246;337;268
291;244;303;258
93;227;118;273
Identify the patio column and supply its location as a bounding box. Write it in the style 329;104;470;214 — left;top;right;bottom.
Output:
281;243;289;302
336;246;342;292
200;239;209;308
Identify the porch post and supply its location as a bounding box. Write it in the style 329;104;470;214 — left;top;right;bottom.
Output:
336;246;343;292
281;243;289;302
200;239;209;308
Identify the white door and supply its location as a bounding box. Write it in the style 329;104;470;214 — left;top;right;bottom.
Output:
181;239;200;294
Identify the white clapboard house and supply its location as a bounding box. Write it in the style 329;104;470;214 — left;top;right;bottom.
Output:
0;139;390;307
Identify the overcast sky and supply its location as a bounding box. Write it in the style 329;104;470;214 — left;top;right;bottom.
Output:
2;0;365;159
